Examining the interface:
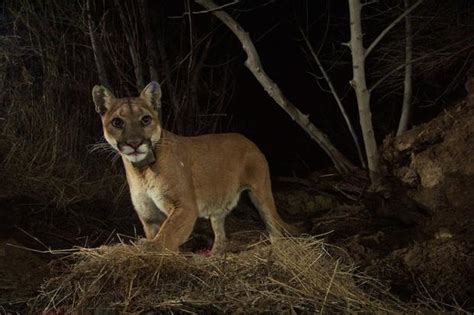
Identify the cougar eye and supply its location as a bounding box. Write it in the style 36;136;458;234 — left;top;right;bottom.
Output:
141;115;152;126
111;118;124;129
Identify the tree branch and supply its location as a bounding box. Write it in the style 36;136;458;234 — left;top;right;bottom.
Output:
301;30;366;168
364;0;423;59
170;0;239;18
195;0;354;173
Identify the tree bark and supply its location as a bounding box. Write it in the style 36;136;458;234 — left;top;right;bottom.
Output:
397;0;413;136
195;0;354;173
348;0;382;187
86;0;110;88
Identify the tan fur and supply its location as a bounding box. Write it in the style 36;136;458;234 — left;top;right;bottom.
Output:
92;82;299;254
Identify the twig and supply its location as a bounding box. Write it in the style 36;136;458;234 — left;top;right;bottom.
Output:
364;0;423;59
301;29;366;168
6;243;78;255
369;42;474;93
320;259;339;313
169;0;240;18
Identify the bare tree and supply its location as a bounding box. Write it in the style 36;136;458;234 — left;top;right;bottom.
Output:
346;0;423;187
347;0;381;186
195;0;354;173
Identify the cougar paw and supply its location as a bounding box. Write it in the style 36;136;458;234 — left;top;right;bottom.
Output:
210;240;228;256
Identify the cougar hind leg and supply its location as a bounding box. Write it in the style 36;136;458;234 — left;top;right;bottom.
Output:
248;174;299;241
248;188;283;241
245;151;300;240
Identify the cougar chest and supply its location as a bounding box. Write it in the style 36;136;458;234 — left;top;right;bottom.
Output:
128;171;171;219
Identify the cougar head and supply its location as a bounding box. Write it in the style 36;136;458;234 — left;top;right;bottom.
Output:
92;81;162;168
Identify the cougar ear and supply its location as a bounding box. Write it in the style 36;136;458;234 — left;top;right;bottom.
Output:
92;85;115;115
140;81;162;111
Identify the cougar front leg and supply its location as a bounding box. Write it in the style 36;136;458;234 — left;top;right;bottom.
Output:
151;206;198;252
133;195;166;240
210;214;228;255
139;217;161;240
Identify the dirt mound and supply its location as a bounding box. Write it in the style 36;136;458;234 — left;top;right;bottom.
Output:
367;238;474;304
32;238;411;314
382;98;474;238
374;94;474;308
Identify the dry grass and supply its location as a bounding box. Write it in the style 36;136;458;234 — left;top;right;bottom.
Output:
0;94;124;208
33;237;414;314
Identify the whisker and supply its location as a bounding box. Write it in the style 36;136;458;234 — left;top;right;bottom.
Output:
112;153;121;165
88;141;117;155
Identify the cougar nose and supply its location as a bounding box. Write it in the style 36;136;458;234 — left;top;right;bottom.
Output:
127;139;143;149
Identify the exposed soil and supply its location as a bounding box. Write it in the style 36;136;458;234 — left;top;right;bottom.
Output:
1;96;474;313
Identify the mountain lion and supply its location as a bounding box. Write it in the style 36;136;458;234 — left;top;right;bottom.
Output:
92;81;299;254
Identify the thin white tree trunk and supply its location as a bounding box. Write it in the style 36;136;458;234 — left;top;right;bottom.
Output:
196;0;354;173
348;0;382;187
397;0;413;136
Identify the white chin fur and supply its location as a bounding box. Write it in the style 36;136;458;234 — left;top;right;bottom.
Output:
123;152;147;163
121;143;150;163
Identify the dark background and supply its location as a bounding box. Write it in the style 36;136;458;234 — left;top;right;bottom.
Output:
0;2;473;311
0;0;472;206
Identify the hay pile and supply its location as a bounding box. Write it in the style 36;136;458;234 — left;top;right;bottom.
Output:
34;238;410;314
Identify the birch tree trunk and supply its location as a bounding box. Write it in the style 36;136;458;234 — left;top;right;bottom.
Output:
196;0;354;173
397;0;413;136
348;0;382;187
